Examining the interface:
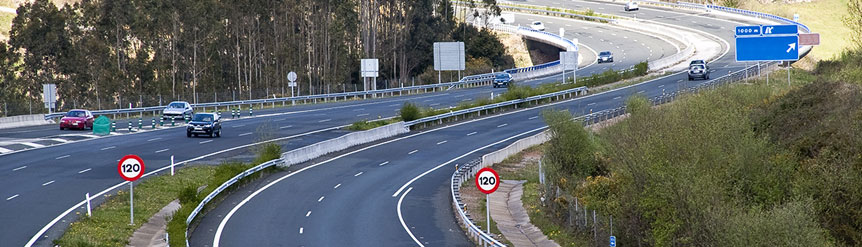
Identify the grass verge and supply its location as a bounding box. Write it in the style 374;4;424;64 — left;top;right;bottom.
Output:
346;118;401;131
56;142;282;247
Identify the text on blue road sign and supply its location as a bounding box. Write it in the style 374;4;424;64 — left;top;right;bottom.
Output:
762;25;798;35
735;26;761;36
736;35;799;61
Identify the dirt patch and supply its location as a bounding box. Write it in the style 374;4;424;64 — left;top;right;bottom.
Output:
495;31;533;68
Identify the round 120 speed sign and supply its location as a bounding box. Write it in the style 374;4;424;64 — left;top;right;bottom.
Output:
475;167;500;194
118;155;145;182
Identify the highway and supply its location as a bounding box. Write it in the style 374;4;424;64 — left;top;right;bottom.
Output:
190;1;780;247
0;4;681;245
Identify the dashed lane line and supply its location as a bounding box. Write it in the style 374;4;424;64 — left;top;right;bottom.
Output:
408;150;419;155
42;181;55;186
436;140;447;145
6;194;19;201
379;161;389;166
78;168;91;174
55;155;70;160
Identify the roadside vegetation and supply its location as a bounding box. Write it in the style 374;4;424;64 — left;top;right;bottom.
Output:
56;142;282;247
346;117;400;131
533;48;862;245
400;62;648;122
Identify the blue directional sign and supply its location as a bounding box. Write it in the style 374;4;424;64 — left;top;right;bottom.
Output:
761;25;798;35
610;236;617;247
736;35;799;61
735;25;761;36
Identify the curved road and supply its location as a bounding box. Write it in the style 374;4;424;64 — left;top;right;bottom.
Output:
194;2;739;247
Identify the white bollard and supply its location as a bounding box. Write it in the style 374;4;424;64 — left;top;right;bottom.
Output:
170;155;175;176
86;193;92;217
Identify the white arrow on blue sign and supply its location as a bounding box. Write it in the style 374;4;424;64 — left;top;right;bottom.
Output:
610;236;617;247
736;35;799;61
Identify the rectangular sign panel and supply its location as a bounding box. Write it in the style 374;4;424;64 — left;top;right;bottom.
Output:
433;42;466;71
799;33;820;46
736;35;799;61
360;59;378;77
761;25;798;35
735;25;761;36
560;51;578;70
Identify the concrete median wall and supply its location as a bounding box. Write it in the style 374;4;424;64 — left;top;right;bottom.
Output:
278;122;409;167
0;114;54;129
480;130;550;168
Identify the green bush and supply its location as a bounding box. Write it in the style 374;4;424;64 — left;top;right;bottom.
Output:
178;186;198;204
400;102;421;121
253;142;282;164
541;110;604;190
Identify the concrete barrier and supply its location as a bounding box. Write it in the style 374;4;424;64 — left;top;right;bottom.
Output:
278;122;409;167
0;114;54;129
481;131;550;168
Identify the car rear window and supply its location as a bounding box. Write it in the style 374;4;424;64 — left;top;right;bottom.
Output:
193;114;213;122
66;111;86;117
691;65;705;70
496;74;510;79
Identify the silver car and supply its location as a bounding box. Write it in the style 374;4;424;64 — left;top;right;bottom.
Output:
162;101;194;120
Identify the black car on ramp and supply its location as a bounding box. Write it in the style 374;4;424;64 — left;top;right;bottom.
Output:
187;113;222;138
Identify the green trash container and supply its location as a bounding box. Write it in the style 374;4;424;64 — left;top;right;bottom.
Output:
92;116;111;136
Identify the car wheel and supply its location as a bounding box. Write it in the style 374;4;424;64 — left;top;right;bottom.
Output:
215;129;221;138
60;126;64;130
194;134;198;137
187;131;191;137
688;76;693;81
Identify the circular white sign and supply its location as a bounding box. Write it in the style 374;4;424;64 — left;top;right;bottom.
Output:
118;155;145;181
475;167;500;194
287;71;297;82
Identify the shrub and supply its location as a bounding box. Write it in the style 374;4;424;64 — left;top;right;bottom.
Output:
400;102;421;121
253;142;282;164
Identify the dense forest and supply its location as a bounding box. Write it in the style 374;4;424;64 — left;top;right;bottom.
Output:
0;0;512;115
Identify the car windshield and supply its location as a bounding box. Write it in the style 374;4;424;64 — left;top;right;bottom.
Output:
533;22;542;25
496;74;509;79
65;111;86;117
193;114;214;122
600;52;611;56
691;60;705;64
169;102;185;108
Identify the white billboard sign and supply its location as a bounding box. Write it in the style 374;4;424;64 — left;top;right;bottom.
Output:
433;42;465;71
560;51;578;70
361;59;379;78
42;84;56;110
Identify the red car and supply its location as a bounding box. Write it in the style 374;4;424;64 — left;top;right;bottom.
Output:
60;109;95;130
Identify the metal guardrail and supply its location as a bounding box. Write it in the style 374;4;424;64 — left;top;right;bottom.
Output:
184;158;284;246
451;158;507;246
637;0;811;33
404;86;589;127
43;75;498;120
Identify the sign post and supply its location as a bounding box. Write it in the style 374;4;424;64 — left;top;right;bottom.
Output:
287;71;298;105
560;51;578;83
476;167;500;234
118;155;145;225
361;59;379;92
42;84;56;114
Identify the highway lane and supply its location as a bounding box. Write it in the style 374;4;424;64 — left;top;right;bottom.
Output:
190;11;676;246
205;2;787;246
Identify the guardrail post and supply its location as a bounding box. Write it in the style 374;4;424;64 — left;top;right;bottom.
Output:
128;121;133;132
160;118;164;127
111;121;116;132
151;117;156;129
138;118;143;129
171;118;175;126
249;105;254;116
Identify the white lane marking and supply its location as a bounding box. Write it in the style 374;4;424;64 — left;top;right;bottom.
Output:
436;140;448;145
0;147;12;153
659;84;665;88
357;113;370;117
638;90;645;94
42;181;55;186
49;138;69;143
20;142;45;148
306;211;312;217
318;196;325;202
100;146;116;151
78;168;91;174
6;194;19;201
388;104;400;107
200;140;213;144
353;108;366;111
55;155;70;160
13;166;27;171
467;132;477;136
392;126;546;198
354;172;363;177
461;98;471;102
299;227;303;234
334;184;341;189
614;96;622;100
232;124;245;128
408;150;418;155
429;103;441;106
529;116;539;120
497;123;508;128
280;125;293;129
397;187;424;247
155;149;169;153
677;79;683;82
318;119;331;123
239;132;252;136
587;102;596;106
147;137;162;142
379;161;389;166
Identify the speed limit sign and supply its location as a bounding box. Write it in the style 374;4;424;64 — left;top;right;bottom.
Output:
118;155;145;181
475;167;500;194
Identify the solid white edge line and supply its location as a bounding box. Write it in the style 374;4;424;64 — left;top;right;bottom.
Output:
397;187;423;247
27;125;346;247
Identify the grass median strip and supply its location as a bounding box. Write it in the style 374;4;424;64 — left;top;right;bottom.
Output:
57;143;282;247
